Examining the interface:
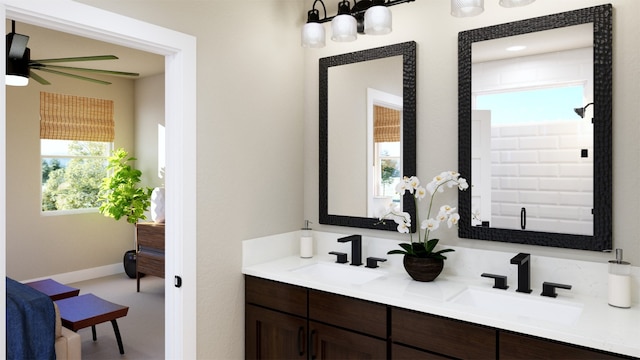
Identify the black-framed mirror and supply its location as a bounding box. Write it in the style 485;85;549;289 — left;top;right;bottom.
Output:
458;5;612;251
320;41;417;231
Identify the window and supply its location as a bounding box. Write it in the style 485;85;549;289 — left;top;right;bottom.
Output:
41;141;112;212
39;92;115;213
372;104;401;200
475;85;584;125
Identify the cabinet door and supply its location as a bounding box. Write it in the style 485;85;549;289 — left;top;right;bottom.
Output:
309;321;387;360
392;307;496;359
246;304;307;360
499;332;628;360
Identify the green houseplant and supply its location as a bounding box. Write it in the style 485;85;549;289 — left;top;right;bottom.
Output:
98;148;153;278
380;171;468;281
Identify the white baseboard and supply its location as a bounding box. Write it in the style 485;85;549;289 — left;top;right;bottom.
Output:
23;263;124;285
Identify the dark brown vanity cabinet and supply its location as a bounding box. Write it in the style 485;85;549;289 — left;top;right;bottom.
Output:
245;276;387;359
246;276;632;360
391;307;496;359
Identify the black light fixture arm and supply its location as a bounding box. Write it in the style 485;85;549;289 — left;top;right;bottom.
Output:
311;0;415;24
307;0;328;23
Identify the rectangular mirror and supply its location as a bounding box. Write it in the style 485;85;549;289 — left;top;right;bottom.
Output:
458;5;612;250
320;41;417;231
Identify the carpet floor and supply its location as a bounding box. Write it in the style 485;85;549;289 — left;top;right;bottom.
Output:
67;274;164;359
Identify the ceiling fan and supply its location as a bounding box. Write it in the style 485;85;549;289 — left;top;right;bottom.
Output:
6;20;140;86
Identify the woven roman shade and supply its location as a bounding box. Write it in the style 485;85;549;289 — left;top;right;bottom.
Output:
40;92;115;142
373;105;400;143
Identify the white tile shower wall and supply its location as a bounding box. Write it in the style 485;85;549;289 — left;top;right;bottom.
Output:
491;120;593;234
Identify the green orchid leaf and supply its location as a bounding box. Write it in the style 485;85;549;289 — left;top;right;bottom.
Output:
425;238;439;253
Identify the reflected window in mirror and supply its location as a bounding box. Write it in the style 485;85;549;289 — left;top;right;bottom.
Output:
320;41;416;231
458;5;612;250
369;89;403;218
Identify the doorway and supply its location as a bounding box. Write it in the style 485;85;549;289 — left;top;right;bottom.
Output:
1;2;197;358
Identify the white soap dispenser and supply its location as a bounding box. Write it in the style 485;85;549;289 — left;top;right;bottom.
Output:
300;220;313;258
608;248;632;308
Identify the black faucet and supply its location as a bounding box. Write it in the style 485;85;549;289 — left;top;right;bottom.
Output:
338;235;362;266
510;253;532;293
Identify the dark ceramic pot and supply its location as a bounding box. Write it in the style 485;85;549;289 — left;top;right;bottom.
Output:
123;250;137;279
403;255;444;282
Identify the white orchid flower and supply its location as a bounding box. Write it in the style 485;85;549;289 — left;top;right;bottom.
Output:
397;222;410;233
396;176;411;194
457;177;469;191
415;186;427;200
440;205;455;215
408;176;420;191
421;218;440;231
447;213;460;228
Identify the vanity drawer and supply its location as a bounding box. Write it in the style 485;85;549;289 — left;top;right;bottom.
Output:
499;332;629;360
392;307;496;359
245;276;307;317
309;289;387;339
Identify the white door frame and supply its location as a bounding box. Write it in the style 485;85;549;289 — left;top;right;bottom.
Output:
0;1;197;358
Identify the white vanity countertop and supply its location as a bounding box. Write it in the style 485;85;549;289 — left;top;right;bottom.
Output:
242;231;640;357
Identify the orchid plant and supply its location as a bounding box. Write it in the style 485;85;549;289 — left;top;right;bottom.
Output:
380;171;469;260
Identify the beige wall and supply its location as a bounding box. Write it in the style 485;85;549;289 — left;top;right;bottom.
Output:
135;73;165;189
305;0;640;264
6;74;137;280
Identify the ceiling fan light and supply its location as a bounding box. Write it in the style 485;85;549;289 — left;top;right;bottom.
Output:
499;0;535;8
302;22;326;48
451;0;484;17
364;6;392;35
5;74;29;86
331;14;357;42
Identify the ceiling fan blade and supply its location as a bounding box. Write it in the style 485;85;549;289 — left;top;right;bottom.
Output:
29;70;51;85
33;68;112;85
31;55;119;63
32;64;139;77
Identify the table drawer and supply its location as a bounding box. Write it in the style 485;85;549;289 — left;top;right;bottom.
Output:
137;252;165;278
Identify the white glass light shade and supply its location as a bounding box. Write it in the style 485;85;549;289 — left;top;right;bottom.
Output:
5;74;29;86
499;0;535;7
331;14;357;42
364;6;392;35
450;0;484;17
302;22;326;48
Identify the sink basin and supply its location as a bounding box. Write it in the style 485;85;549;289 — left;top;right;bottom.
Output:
290;262;385;286
448;287;583;325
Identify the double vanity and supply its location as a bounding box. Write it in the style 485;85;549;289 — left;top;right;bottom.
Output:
243;231;639;359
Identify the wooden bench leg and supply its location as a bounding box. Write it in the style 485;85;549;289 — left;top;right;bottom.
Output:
111;319;125;354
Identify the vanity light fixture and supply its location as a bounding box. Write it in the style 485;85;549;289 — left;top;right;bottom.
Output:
332;0;358;42
301;0;414;48
451;0;535;18
451;0;484;17
574;102;594;118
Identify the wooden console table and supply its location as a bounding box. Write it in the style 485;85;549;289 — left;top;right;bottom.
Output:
136;222;165;292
